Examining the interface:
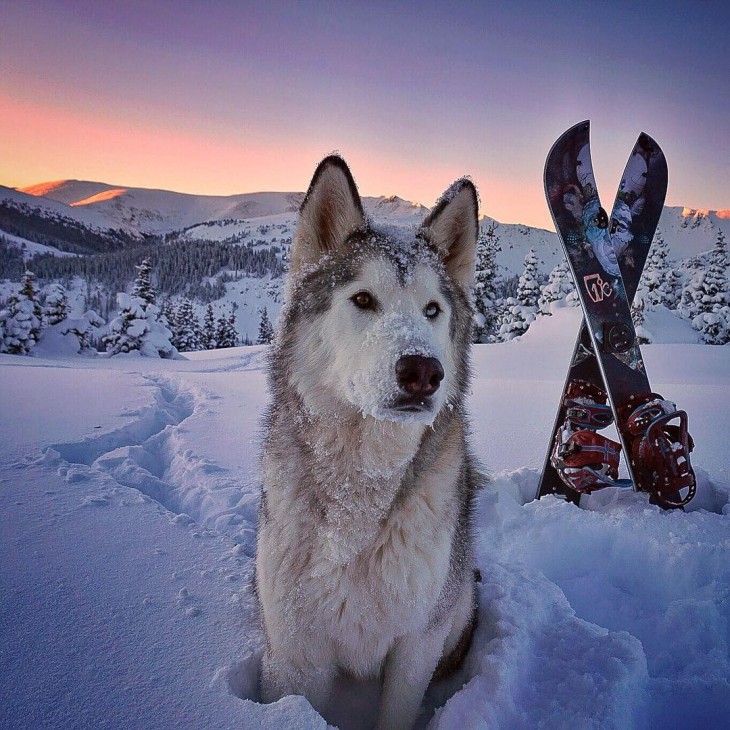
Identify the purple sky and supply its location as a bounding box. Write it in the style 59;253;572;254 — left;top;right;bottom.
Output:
1;0;728;228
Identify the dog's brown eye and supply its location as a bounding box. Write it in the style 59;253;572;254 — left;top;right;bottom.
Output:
352;291;375;310
424;302;441;319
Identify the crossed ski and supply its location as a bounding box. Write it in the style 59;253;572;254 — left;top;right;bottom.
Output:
536;121;696;509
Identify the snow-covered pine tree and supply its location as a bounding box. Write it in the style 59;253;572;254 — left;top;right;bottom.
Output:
1;299;37;355
516;248;540;307
498;249;540;340
202;304;217;350
472;222;501;342
43;282;70;325
226;306;238;347
498;298;527;340
131;258;156;308
638;233;677;310
0;271;44;355
0;305;10;354
62;310;105;352
694;304;730;345
669;267;684;309
631;291;651;344
678;270;706;321
631;235;680;343
690;230;730;344
22;270;44;334
103;294;149;355
537;259;575;315
159;298;175;329
142;301;177;358
631;254;653;343
167;300;181;351
257;307;274;345
104;294;177;358
214;312;227;349
711;229;727;268
172;299;201;352
215;305;238;349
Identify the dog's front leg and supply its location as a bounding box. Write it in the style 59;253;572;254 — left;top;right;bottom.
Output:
376;628;448;730
260;648;335;715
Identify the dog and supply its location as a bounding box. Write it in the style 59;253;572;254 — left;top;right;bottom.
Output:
256;155;483;730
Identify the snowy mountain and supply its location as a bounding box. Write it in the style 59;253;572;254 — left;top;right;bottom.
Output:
18;180;430;236
655;206;730;261
0;185;145;255
19;179;306;234
13;178;728;272
2;184;129;233
3;177;727;348
175;206;730;286
364;194;430;220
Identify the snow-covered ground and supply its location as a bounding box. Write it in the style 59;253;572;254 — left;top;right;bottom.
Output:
1;308;728;729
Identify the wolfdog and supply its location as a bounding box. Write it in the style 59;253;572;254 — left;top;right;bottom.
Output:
257;155;483;730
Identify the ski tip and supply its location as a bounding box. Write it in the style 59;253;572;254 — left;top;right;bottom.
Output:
636;131;669;204
637;132;665;157
544;120;592;189
545;120;591;160
554;120;590;143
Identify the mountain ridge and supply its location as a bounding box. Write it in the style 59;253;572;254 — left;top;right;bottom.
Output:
3;180;728;274
16;179;429;234
18;176;729;232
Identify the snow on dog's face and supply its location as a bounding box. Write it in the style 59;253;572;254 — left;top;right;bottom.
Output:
277;155;478;424
294;244;454;423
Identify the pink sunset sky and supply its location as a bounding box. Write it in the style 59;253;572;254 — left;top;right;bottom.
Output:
1;0;728;229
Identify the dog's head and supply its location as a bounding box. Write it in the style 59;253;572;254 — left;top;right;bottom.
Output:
277;155;478;425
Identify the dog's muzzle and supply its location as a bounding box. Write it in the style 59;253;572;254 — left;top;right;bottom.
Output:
392;355;444;412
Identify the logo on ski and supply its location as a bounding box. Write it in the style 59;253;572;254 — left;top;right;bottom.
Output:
583;273;613;303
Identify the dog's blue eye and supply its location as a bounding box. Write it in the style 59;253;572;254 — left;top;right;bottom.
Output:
352;291;375;310
424;302;441;319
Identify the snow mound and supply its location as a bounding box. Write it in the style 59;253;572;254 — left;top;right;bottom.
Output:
1;334;728;728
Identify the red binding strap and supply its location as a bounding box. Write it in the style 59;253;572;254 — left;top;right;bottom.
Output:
552;429;621;494
629;410;696;508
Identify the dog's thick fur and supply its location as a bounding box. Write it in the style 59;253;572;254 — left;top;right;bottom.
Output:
257;156;482;730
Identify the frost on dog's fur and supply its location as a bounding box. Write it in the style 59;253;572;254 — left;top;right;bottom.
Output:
279;157;478;425
258;154;483;730
288;154;366;277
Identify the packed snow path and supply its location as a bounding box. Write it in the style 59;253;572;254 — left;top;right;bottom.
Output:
1;310;729;729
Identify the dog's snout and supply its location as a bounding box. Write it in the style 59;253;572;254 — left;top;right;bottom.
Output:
396;355;444;397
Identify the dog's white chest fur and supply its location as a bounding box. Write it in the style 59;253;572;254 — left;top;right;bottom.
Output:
315;423;458;674
260;415;460;676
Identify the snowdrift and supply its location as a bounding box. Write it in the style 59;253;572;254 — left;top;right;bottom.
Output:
1;316;728;729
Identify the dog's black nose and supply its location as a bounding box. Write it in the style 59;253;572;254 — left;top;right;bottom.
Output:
395;355;444;397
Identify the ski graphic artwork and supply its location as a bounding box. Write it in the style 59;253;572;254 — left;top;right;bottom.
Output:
536;121;696;509
537;124;667;503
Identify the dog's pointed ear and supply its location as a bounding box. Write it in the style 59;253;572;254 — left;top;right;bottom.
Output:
291;155;365;272
420;179;479;288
